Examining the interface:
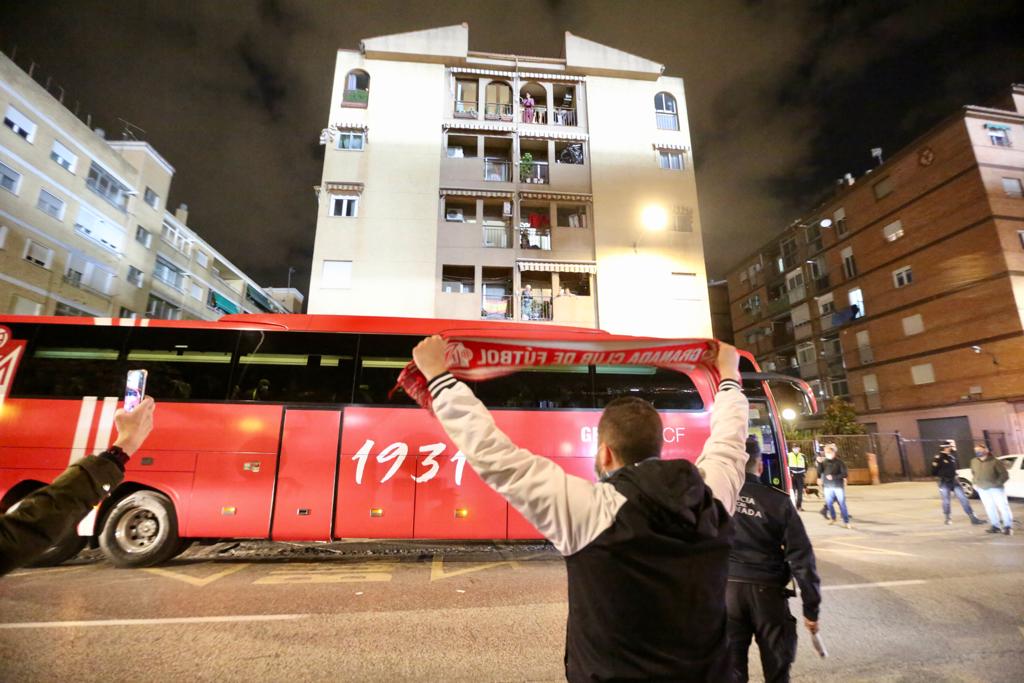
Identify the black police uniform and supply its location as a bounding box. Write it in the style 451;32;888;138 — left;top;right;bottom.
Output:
727;472;821;683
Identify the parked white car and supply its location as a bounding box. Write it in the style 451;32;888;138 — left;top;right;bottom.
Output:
956;455;1024;499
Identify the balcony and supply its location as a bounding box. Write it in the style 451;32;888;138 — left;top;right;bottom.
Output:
656;112;679;130
484;159;512;182
787;286;806;305
484;102;513;121
62;273;114;300
522;294;553;322
453;100;478;118
342;88;368;107
482;294;513;319
519;106;578;126
520;160;549;185
812;275;831;293
766;297;790;317
519;226;551;251
483;221;512;248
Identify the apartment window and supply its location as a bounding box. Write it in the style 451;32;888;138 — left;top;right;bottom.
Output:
833;207;848;236
557;204;587;228
670;272;701;300
780;237;798;267
160;221;190;254
146;294;182;320
3;105;37;142
444;197;476;223
65;253;115;296
154;256;186;290
796;342;816;366
862;373;880;409
342;69;370;106
0;224;7;249
336;131;365;150
50;140;78;173
75;206;124;252
985;124;1011;147
12;295;43;315
560;272;591;296
118;306;136;319
1003;178;1023;198
841;246;857;279
743;294;761;312
902;313;924;336
817;292;835;316
672;206;694;232
805;223;823;252
658;151;683;170
86;162;130;212
446;134;478;159
848;287;865;317
23;240;54;269
127;266;145;287
36;189;65;220
654;92;679;130
0;161;21;194
808;257;826;281
872;176;894;200
911;363;936;385
454;79;479;117
144;187;159;209
196;251;209;268
892;265;913;288
882;220;904;242
190;281;203;301
135;225;152;248
322;260;352;289
55;302;91;317
830;376;849;398
441;265;475;293
331;195;358;217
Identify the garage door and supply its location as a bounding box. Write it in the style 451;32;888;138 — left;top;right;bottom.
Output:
916;416;972;471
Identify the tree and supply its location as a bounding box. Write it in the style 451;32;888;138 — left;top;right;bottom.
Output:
822;398;866;435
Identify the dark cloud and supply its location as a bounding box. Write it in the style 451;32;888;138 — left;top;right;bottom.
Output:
2;0;1021;298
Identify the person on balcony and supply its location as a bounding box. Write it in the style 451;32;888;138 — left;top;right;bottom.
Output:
521;284;534;320
521;93;535;123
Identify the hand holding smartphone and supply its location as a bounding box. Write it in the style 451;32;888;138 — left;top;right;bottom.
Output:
125;369;148;413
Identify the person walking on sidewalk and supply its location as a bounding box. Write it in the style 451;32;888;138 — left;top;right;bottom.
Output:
818;444;851;528
787;444;808;511
931;440;984;526
971;445;1014;536
727;439;821;682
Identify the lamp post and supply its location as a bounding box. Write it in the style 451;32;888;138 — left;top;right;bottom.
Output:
633;205;668;253
782;407;798;422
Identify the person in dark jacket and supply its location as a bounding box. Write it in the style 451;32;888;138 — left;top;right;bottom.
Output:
0;398;155;576
817;444;851;528
931;440;983;526
413;337;749;682
727;438;821;683
971;445;1013;535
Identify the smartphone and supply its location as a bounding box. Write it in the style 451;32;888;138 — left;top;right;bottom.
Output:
125;369;148;412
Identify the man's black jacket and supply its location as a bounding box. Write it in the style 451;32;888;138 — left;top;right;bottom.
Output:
728;473;821;620
817;457;848;488
930;450;961;485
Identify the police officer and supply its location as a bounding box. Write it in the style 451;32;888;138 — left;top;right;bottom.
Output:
931;440;983;526
787;444;807;511
727;438;821;683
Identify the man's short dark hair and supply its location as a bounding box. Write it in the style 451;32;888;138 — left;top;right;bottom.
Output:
598;397;663;466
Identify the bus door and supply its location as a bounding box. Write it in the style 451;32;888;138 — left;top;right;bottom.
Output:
270;408;342;541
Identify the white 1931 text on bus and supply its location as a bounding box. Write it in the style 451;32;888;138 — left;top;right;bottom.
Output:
352;440;467;486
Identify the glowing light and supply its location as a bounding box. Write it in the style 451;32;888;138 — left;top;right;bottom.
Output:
238;417;264;433
641;206;668;232
781;408;797;421
454;508;469;519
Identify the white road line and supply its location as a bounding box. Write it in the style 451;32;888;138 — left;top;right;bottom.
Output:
822;579;927;592
0;614;307;629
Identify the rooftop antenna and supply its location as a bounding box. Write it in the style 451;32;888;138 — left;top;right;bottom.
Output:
117;118;146;141
871;147;884;165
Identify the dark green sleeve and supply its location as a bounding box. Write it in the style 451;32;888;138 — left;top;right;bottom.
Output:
0;456;124;576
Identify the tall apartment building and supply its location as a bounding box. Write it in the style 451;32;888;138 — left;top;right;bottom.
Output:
307;24;711;338
726;84;1024;471
0;53;288;320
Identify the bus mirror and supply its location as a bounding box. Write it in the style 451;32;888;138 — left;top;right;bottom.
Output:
740;372;818;416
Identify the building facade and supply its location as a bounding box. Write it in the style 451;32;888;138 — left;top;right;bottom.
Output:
307;24;712;338
0;53;287;320
726;85;1024;473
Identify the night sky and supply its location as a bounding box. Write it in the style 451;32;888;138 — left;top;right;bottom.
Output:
4;1;1022;300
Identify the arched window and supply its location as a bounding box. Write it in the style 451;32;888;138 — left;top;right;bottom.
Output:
654;92;678;130
519;83;547;124
342;70;370;107
485;81;513;121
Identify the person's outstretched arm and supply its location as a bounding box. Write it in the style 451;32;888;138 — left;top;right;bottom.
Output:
783;503;822;632
694;344;750;515
413;337;625;556
0;398;155;576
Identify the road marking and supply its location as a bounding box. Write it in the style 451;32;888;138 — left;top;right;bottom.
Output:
1019;626;1024;641
0;614;306;630
430;554;519;581
823;579;927;592
6;566;88;578
817;539;915;557
254;562;395;584
142;562;249;587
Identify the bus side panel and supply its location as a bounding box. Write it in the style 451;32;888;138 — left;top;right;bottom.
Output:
413;456;507;539
0;399;96;466
182;404;283;538
270;409;341;542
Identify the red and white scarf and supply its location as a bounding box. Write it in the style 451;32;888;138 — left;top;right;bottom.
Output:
393;336;720;411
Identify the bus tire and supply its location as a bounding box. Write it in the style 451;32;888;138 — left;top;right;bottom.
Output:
6;494;87;567
99;491;180;568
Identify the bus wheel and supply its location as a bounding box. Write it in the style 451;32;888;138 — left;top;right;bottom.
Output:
99;491;180;568
6;495;87;567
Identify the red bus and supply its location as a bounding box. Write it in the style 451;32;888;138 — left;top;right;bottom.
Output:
0;315;804;568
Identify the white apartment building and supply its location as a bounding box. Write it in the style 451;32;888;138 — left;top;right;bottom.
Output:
308;24;712;338
0;52;288;320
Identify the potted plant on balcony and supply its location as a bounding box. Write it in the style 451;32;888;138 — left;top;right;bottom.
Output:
520;152;535;183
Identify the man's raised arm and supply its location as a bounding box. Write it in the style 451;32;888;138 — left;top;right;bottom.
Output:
695;344;749;515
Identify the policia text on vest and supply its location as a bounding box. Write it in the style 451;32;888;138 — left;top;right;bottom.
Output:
413;337;750;682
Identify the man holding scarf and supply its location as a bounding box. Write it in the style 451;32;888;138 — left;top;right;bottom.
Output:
412;336;749;682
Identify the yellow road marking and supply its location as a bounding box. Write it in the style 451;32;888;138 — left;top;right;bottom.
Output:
817;539;915;557
253;562;396;585
142;562;249;587
430;554;519;581
6;565;88;578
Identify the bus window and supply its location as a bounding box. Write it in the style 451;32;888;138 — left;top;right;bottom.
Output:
473;366;593;409
592;366;704;411
10;324;128;398
125;328;238;401
354;334;419;405
235;331;357;403
747;398;784;489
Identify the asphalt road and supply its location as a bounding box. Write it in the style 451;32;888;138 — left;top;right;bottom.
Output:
1;482;1022;682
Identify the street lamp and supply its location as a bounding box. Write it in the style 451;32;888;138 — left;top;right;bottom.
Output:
781;407;798;422
971;345;999;366
634;205;668;252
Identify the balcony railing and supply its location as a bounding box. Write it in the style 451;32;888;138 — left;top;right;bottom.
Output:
766;297;790;316
656;112;679;130
481;294;513;320
521;105;548;124
519;226;551;250
62;273;114;300
521;294;553;321
787;286;806;304
484;159;511;182
483;223;511;248
812;275;831;293
553;107;577;126
454;100;478;118
342;89;368;106
520;161;549;184
484;102;513;120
